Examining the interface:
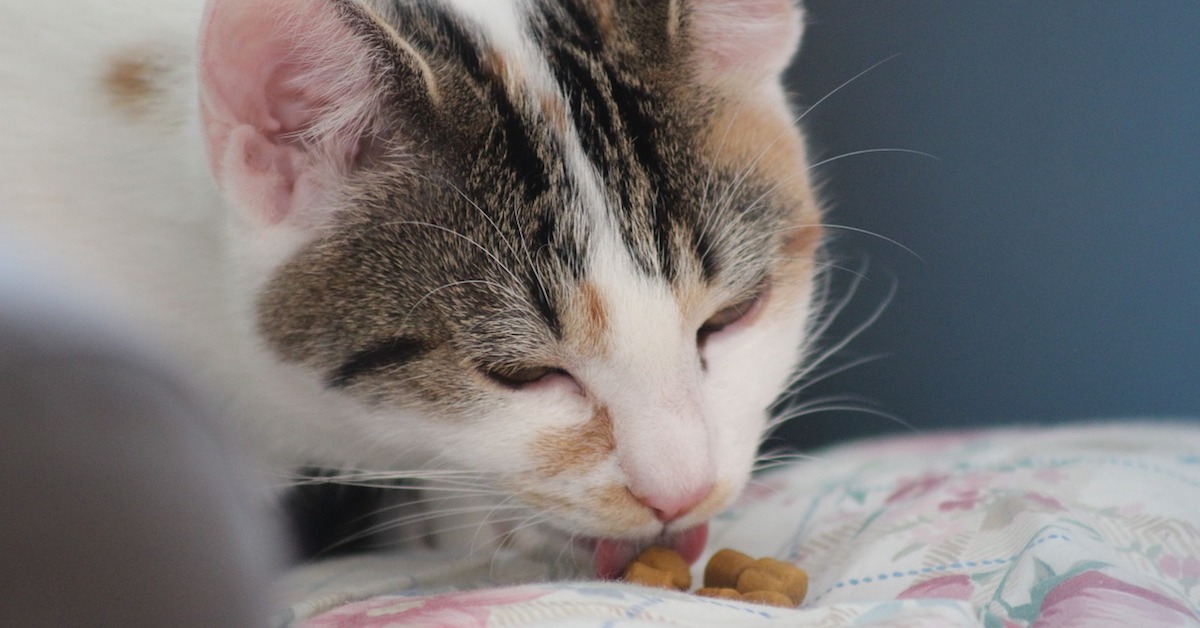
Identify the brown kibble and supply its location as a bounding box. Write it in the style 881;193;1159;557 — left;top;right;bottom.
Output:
695;587;743;601
749;557;808;604
742;590;796;608
736;566;784;595
704;548;755;589
632;546;809;607
624;561;680;590
634;546;692;590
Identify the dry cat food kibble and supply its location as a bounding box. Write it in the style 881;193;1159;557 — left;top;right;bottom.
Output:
703;548;756;589
622;546;692;591
623;546;807;608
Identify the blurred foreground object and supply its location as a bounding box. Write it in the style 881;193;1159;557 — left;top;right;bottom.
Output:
0;248;281;627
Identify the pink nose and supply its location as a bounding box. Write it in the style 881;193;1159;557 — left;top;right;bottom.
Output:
635;483;715;523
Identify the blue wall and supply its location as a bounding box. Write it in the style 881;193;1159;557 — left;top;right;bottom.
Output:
778;2;1200;449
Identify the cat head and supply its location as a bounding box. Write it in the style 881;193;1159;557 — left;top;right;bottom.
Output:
198;0;821;555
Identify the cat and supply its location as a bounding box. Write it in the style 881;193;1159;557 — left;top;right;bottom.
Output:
0;0;823;577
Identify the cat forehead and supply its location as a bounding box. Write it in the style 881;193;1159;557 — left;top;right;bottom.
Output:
360;0;805;280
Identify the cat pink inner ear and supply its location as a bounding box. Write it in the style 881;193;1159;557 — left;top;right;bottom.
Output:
198;0;384;226
687;0;804;82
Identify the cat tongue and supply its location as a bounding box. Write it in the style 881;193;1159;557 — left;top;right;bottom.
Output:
593;523;709;580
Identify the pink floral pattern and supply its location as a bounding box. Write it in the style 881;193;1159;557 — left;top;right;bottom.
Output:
281;423;1200;627
898;575;974;601
1033;571;1198;627
305;590;548;628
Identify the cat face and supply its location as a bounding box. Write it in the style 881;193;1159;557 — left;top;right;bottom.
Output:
200;0;821;550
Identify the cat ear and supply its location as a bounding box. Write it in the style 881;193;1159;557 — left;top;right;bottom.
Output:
198;0;433;227
681;0;804;85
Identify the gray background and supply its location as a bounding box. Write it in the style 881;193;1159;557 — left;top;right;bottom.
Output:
777;2;1200;450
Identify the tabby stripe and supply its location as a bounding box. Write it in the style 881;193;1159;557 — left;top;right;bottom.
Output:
406;4;551;202
557;1;605;52
540;38;659;275
692;224;719;281
329;337;429;388
412;4;487;82
603;65;677;279
537;213;587;279
529;281;563;338
538;2;678;278
547;44;615;171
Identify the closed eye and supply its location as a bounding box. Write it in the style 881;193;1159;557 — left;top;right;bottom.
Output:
697;286;769;349
482;364;576;391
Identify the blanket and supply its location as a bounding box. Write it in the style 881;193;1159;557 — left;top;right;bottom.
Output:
277;422;1200;627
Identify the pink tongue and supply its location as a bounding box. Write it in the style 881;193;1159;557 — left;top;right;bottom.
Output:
594;523;710;580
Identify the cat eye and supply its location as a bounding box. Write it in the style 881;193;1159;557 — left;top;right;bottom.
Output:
483;364;563;389
697;288;768;347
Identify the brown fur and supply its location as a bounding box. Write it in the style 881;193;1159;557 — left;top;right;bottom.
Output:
515;489;575;514
589;0;616;41
101;48;170;118
482;47;511;86
702;95;824;291
538;90;570;137
533;405;616;477
590;485;656;528
703;98;814;209
561;281;611;355
665;0;682;41
671;272;714;328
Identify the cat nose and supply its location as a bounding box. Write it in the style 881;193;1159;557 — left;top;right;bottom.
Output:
635;483;715;523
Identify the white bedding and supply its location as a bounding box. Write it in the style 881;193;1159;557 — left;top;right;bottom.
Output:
276;422;1200;627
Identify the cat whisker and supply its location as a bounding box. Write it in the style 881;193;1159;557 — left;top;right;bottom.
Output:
776;354;887;403
280;470;500;494
768;401;917;434
736;161;925;264
471;493;523;556
281;468;492;483
705;54;902;232
753;450;824;470
772;393;882;422
700;98;751;238
794;54;901;125
702;54;911;273
320;503;530;556
800;257;871;361
820;224;922;262
443;178;523;262
335;512;540;556
401;278;524;329
375;219;524;288
442;177;555;312
493;511;558;549
554;530;587;576
487;513;569;580
807;147;939;172
365;492;510;518
475;507;556;565
789;267;896;391
284;481;500;494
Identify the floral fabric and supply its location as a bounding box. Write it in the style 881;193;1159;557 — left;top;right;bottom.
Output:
278;422;1200;627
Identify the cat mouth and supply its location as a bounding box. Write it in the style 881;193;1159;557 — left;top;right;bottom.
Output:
588;523;709;579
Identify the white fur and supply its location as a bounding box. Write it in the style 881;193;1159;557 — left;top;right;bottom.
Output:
0;0;376;469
